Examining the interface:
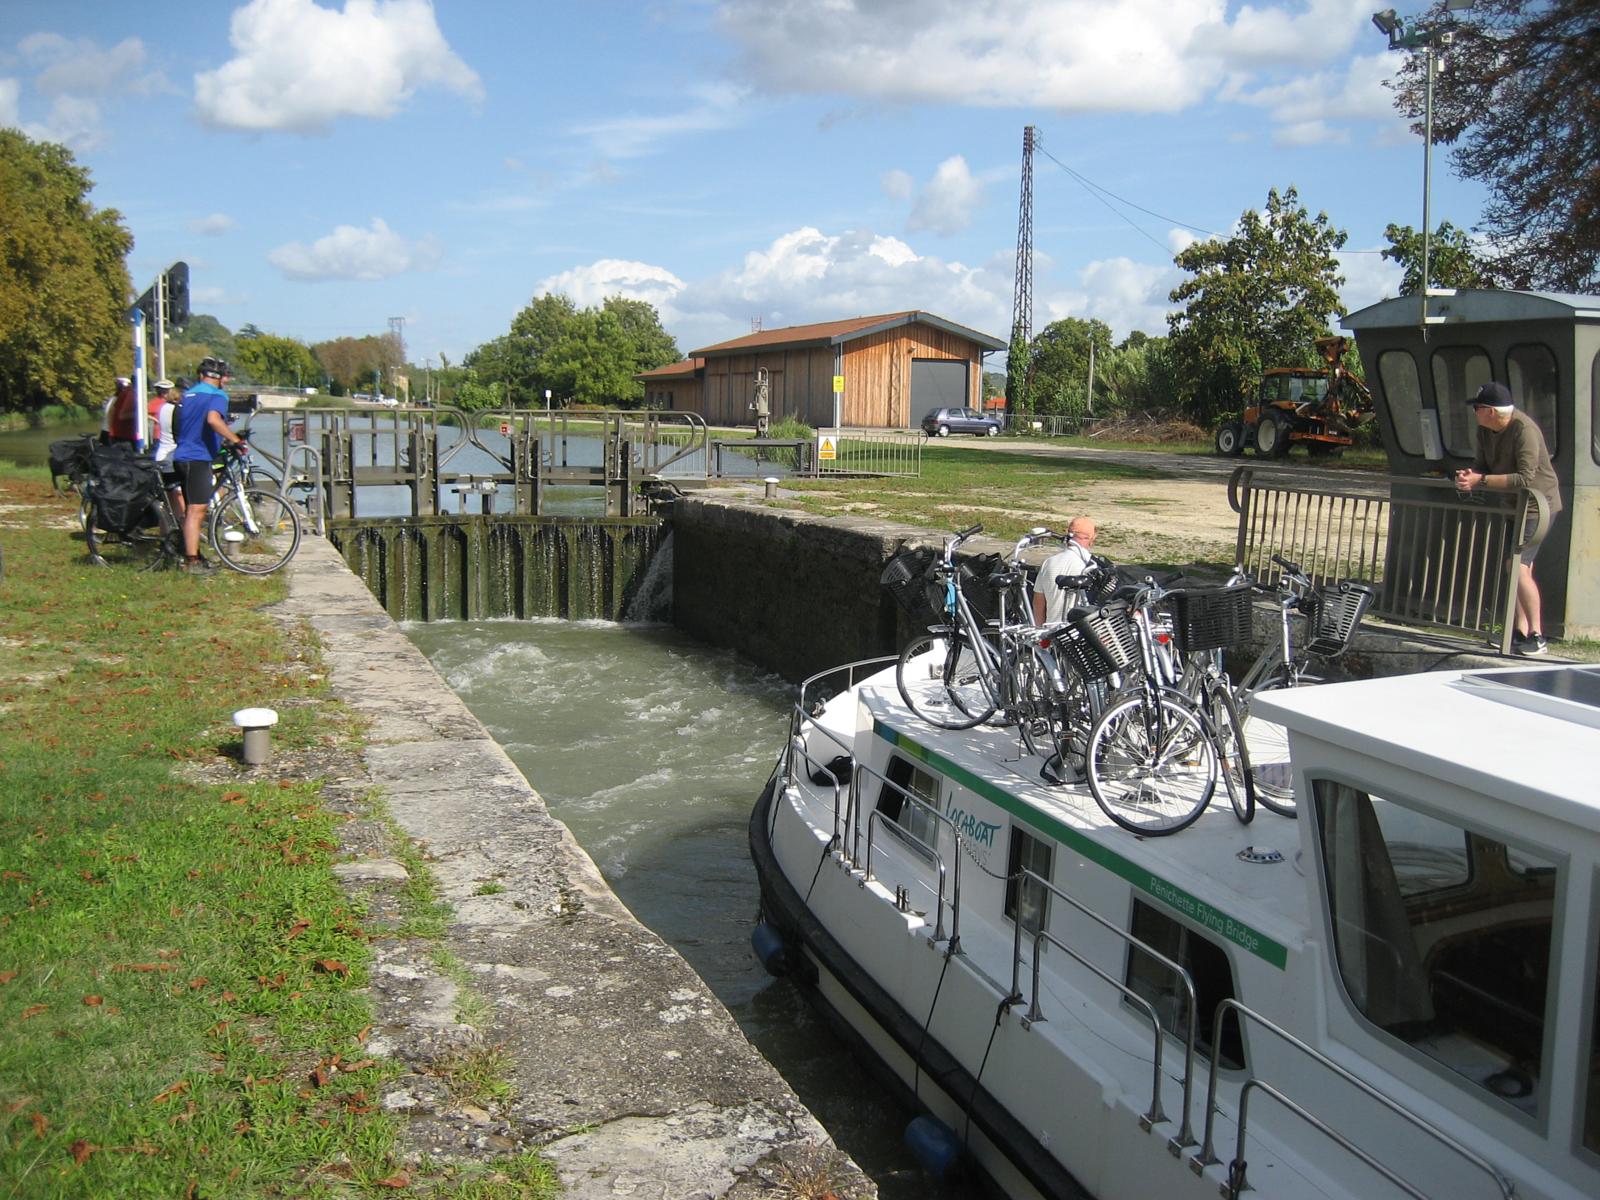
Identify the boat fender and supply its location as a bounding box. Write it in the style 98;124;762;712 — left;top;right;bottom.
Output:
904;1114;962;1180
751;922;789;976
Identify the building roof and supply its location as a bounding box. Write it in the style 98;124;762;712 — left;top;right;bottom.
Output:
635;357;704;382
690;311;1006;357
1343;289;1600;330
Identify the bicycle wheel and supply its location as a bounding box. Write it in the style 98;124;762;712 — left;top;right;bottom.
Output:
209;488;302;574
897;632;995;729
1237;666;1303;817
1086;690;1216;836
1206;683;1255;824
1012;648;1059;757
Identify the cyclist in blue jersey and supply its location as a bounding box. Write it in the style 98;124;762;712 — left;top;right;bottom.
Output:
172;358;250;574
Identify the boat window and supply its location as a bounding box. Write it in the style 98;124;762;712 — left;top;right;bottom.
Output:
879;756;941;856
1583;879;1600;1155
1377;351;1424;456
1004;827;1052;936
1313;779;1558;1120
1506;343;1559;456
1592;348;1599;466
1429;346;1493;457
1126;899;1244;1070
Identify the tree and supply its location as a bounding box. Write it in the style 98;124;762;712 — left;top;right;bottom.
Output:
1392;1;1599;291
1380;222;1495;294
313;334;399;395
233;332;320;389
1024;318;1112;418
1165;186;1346;423
0;130;133;414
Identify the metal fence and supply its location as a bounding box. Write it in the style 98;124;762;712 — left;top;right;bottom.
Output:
1002;413;1090;437
813;428;924;478
1228;465;1547;654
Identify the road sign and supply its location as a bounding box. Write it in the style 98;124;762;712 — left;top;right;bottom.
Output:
499;421;512;437
832;375;845;393
817;435;837;462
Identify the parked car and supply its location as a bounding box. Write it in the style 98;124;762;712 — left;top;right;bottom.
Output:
920;406;1001;437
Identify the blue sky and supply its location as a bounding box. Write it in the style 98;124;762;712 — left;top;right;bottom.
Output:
1;0;1490;369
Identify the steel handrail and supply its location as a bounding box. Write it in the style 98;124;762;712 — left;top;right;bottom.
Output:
1012;866;1200;1150
861;777;961;949
1194;999;1515;1200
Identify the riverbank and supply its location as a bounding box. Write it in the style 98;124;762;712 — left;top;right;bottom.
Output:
0;463;871;1199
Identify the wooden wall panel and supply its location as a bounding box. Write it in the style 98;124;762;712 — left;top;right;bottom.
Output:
839;326;983;427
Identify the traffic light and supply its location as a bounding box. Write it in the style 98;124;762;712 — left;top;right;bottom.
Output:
165;262;189;332
134;285;157;329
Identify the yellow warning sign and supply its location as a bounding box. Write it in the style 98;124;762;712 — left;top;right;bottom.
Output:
817;436;837;461
832;375;845;393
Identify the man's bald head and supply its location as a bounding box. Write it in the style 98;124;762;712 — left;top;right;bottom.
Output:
1068;517;1097;544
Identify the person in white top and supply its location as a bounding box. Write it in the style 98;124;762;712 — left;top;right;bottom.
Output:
1032;517;1099;625
148;379;184;515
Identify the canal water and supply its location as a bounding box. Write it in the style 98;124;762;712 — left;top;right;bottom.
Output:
405;617;981;1199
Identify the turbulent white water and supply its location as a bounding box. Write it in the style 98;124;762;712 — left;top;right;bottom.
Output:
405;617;983;1198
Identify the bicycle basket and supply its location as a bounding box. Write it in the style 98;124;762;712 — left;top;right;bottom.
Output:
1063;600;1139;680
880;548;943;625
1169;584;1253;655
1304;580;1375;658
959;553;1006;625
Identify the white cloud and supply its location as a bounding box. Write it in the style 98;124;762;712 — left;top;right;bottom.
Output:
24;95;106;150
21;33;157;98
195;0;482;133
1043;256;1181;341
1229;51;1401;144
1194;0;1372;66
907;156;984;236
0;78;19;127
536;259;686;309
573;83;746;159
880;169;914;202
189;213;237;236
1335;249;1403;313
268;217;440;281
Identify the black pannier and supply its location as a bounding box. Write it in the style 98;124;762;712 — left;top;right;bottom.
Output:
88;443;165;536
49;435;98;487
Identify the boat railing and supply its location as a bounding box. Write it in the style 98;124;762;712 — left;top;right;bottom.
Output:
861;778;961;949
1015;867;1200;1151
1195;999;1515;1200
783;736;850;849
787;653;898;863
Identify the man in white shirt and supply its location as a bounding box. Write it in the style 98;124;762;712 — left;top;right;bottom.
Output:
1032;517;1099;625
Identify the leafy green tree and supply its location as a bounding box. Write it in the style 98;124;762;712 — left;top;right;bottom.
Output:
312;334;399;395
0;130;134;414
233;332;321;388
1024;317;1113;418
1004;330;1031;418
1093;336;1175;417
1166;186;1346;423
165;314;238;382
982;371;1006;401
1381;222;1495;294
1391;0;1599;291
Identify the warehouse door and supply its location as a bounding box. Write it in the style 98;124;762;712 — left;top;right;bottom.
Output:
911;359;968;427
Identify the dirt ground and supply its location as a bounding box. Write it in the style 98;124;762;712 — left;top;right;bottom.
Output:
1022;476;1239;566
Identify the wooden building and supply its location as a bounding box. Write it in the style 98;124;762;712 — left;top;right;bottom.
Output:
636;311;1005;429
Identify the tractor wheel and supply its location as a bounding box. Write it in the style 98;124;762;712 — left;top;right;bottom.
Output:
1215;421;1245;456
1254;409;1293;458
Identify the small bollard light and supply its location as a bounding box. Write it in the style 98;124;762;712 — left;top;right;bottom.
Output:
233;707;279;765
764;476;778;500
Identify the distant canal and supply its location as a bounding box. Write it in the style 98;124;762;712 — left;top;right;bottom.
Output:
406;617;982;1199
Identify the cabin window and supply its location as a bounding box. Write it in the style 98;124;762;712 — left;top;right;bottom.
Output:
1377;351;1424;456
1583;880;1600;1155
1591;348;1599;466
1429;346;1493;457
1506;343;1560;456
1313;779;1558;1120
1126;900;1244;1069
1004;827;1052;936
878;756;941;857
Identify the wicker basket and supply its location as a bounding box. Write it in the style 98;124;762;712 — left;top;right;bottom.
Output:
1169;584;1253;655
880;549;943;626
1305;580;1375;658
1063;600;1139;680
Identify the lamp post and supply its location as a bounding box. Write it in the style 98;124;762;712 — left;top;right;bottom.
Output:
1373;2;1474;324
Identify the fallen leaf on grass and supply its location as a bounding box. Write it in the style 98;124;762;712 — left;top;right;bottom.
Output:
354;1024;371;1044
308;1065;330;1088
285;918;311;940
314;959;349;977
83;995;103;1007
30;1111;48;1137
221;791;247;805
2;871;31;882
374;1169;411;1188
69;1139;99;1165
188;977;209;990
20;1004;47;1020
341;1059;376;1072
152;1080;190;1105
0;970;17;984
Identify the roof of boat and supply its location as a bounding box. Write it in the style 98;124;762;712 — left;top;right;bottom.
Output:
1253;665;1600;832
855;677;1311;969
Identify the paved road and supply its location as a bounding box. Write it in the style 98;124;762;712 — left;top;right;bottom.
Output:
932;435;1394;497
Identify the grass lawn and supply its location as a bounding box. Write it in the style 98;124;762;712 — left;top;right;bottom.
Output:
0;464;555;1199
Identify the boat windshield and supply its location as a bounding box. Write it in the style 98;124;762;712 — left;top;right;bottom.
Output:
1312;779;1558;1122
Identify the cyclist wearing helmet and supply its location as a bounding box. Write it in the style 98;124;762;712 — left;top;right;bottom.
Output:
172;358;249;573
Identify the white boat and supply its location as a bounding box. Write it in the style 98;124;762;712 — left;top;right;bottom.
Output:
749;655;1600;1199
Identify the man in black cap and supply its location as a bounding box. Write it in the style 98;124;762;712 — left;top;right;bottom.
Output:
1454;381;1560;654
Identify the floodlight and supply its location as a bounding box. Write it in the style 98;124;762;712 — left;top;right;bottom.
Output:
1371;9;1401;37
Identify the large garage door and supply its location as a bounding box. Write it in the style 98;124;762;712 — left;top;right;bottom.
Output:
911;359;967;427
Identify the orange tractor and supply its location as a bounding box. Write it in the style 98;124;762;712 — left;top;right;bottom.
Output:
1214;335;1373;459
